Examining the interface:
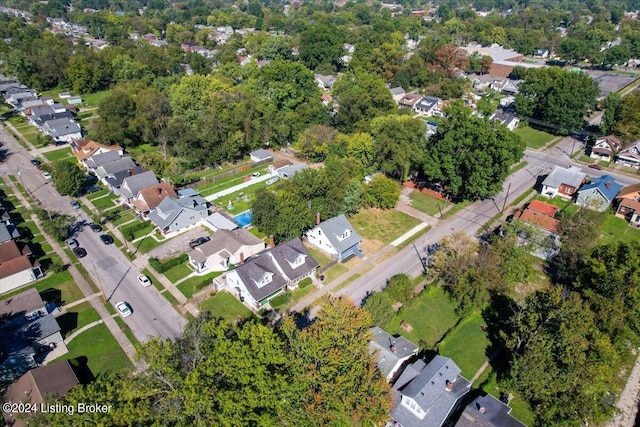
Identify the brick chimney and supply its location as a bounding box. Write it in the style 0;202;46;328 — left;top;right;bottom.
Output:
128;168;134;176
445;380;453;392
269;235;275;248
316;212;321;225
478;406;486;414
605;181;611;189
158;186;162;195
239;252;245;263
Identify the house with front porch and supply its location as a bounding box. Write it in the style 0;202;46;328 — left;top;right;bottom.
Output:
70;139;123;162
590;135;622;162
147;194;209;235
541;166;586;199
188;228;265;273
305;214;363;262
0;241;42;295
615;183;640;227
616;140;640;168
576;175;622;212
224;238;318;308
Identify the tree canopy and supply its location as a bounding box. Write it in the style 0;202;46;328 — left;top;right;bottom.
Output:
422;102;525;201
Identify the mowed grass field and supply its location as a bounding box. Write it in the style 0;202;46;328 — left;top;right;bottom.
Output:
514;125;555;149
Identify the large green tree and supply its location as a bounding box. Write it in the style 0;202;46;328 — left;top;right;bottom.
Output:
515;67;599;134
298;22;343;71
51;160;85;197
370;115;426;181
423;102;525;201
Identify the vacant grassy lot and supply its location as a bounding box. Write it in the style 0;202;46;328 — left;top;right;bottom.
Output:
177;271;222;298
409;190;450;216
322;263;348;284
81;90;111;107
351;208;421;246
600;215;640;244
164;263;192;284
199;165;270;198
386;285;459;349
199;291;253;321
53;323;132;376
43;147;73;162
89;194;118;210
439;312;491;379
514;125;555;149
304;244;333;267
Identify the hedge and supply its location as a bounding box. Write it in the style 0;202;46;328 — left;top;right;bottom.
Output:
122;222;152;241
299;277;312;289
149;254;189;273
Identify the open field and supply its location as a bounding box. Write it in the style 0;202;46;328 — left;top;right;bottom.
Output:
199;291;253;321
351;208;421;248
439;312;491;379
177;271;222;298
514;125;555;149
43;147;73;162
408;190;450;216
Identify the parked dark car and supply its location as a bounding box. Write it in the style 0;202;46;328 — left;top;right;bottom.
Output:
73;247;87;258
30;159;41;167
85;185;101;194
189;236;210;249
89;223;102;233
54;140;67;146
589;164;603;170
99;234;114;245
70;200;81;209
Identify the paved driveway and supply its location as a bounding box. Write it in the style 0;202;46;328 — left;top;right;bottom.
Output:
144;225;212;259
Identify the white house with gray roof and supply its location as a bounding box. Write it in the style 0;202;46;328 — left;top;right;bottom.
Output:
83;150;123;171
41;118;81;142
370;327;418;383
391;356;471;427
147;195;208;235
113;170;159;202
305;214;363;262
188;228;265;273
541;166;586;199
95;156;138;182
224;238;318;308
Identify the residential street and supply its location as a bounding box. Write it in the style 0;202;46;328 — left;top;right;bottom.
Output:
0;125;185;342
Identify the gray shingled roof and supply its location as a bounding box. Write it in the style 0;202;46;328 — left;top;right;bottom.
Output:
542;166;586;190
147;195;207;230
370;327;418;380
233;238;318;303
32;111;74;128
0;223;19;243
104;166;145;189
314;214;362;254
455;394;526;427
392;356;471;427
189;229;263;263
0;288;43;321
115;170;158;199
415;96;440;110
84;150;122;169
96;157;137;179
42;118;81;137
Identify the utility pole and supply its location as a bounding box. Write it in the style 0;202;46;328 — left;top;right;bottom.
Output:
92;262;106;303
413;242;428;274
501;183;512;214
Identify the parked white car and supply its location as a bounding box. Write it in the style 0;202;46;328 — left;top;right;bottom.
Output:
137;274;152;287
115;301;132;317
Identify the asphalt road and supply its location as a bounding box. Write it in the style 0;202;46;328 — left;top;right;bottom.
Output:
337;138;640;306
0;126;185;342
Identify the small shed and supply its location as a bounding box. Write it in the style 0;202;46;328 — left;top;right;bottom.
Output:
250;149;273;163
67;96;83;105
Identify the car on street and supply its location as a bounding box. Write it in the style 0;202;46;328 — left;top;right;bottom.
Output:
89;223;102;233
42;172;52;180
99;234;114;245
251;172;261;179
115;301;132;317
54;140;67;146
73;247;87;258
30;159;41;167
189;236;210;249
65;238;78;249
70;200;81;209
137;274;152;287
589;164;603;170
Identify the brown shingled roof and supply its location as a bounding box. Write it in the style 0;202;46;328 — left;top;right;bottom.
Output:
131;182;177;213
2;361;79;427
0;240;22;262
617;183;640;198
71;139;122;161
0;241;35;280
0;288;43;318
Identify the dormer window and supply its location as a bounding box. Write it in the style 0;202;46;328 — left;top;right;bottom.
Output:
337;229;350;241
255;272;274;288
287;254;305;268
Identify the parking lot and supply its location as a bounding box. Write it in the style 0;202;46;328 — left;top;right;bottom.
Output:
582;69;637;98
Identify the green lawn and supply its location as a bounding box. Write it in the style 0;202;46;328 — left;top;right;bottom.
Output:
599;215;640;244
164;263;193;284
122;221;155;241
513;125;555;149
53;323;132;376
56;301;101;338
304;244;334;267
177;271;222;298
199;291;253;321
199;165;271;198
86;189;110;201
322;263;348;283
386;285;459;349
90;194;118;210
351;208;421;245
219;185;261;216
81;89;111;107
109;209;135;227
43;147;73;162
0;270;84;303
409;190;451;216
439;311;491;379
136;235;164;254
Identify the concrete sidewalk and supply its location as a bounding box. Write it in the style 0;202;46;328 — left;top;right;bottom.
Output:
64;320;104;344
3;176;140;368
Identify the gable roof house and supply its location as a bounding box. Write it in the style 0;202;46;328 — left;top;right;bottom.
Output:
41;118;82;142
0;289;46;329
2;361;79;427
616;140;640;168
541;166;586;199
576;175;622;212
250;149;273;163
590;135;622;162
515;199;560;235
103;166;145;190
491;78;521;95
615;183;640;227
305;214;363;262
390;356;471;427
94;157;138;182
131;182;178;215
390;87;406;103
83;150;123;171
0;222;20;244
147;195;209;235
455;394;526;427
112;170;159;203
370;327;418;383
188;228;265;273
314;74;337;89
224;238;318;308
398;93;422;109
490;111;520;131
70;139;123;162
413;96;443;117
0;241;42;295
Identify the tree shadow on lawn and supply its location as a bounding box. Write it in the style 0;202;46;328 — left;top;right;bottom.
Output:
56;312;78;337
69;356;95;384
40;287;63;305
481;293;519;383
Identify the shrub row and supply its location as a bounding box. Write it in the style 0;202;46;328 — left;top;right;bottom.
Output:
122;222;151;241
269;291;291;308
298;277;312;289
150;253;188;273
